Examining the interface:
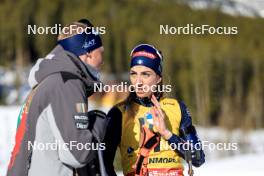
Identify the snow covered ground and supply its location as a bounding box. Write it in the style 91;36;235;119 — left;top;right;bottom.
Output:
196;153;264;176
1;106;263;176
0;106;20;176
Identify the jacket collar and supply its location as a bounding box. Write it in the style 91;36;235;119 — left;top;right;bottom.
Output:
131;92;162;107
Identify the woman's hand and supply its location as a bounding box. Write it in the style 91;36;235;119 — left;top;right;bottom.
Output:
150;95;172;140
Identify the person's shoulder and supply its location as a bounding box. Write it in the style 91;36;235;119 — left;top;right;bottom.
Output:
37;73;61;90
107;98;131;118
41;73;86;100
107;103;124;122
111;100;127;113
43;72;82;87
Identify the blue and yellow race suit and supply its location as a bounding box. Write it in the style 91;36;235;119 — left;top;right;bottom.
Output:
103;95;205;176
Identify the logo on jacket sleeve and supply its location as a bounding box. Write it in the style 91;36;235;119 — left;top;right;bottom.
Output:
74;103;89;130
75;103;88;113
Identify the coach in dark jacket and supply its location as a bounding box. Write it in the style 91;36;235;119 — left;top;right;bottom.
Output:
7;19;107;176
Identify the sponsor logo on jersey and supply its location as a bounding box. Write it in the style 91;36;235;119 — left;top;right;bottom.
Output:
148;157;177;164
162;102;175;106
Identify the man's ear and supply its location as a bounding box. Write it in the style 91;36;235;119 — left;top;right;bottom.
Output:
86;52;92;59
79;54;86;62
157;77;162;84
79;53;91;64
85;53;94;64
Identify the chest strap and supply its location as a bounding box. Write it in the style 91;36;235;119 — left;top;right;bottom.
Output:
134;125;160;176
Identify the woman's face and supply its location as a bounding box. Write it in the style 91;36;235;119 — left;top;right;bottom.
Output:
130;65;161;98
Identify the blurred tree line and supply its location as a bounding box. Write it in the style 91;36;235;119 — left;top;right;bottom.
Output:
0;0;263;129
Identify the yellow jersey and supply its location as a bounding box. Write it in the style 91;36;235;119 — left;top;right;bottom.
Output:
117;98;184;175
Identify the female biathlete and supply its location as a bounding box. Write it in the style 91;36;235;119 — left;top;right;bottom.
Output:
103;44;205;176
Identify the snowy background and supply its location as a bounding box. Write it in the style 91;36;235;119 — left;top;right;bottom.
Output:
1;106;264;176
